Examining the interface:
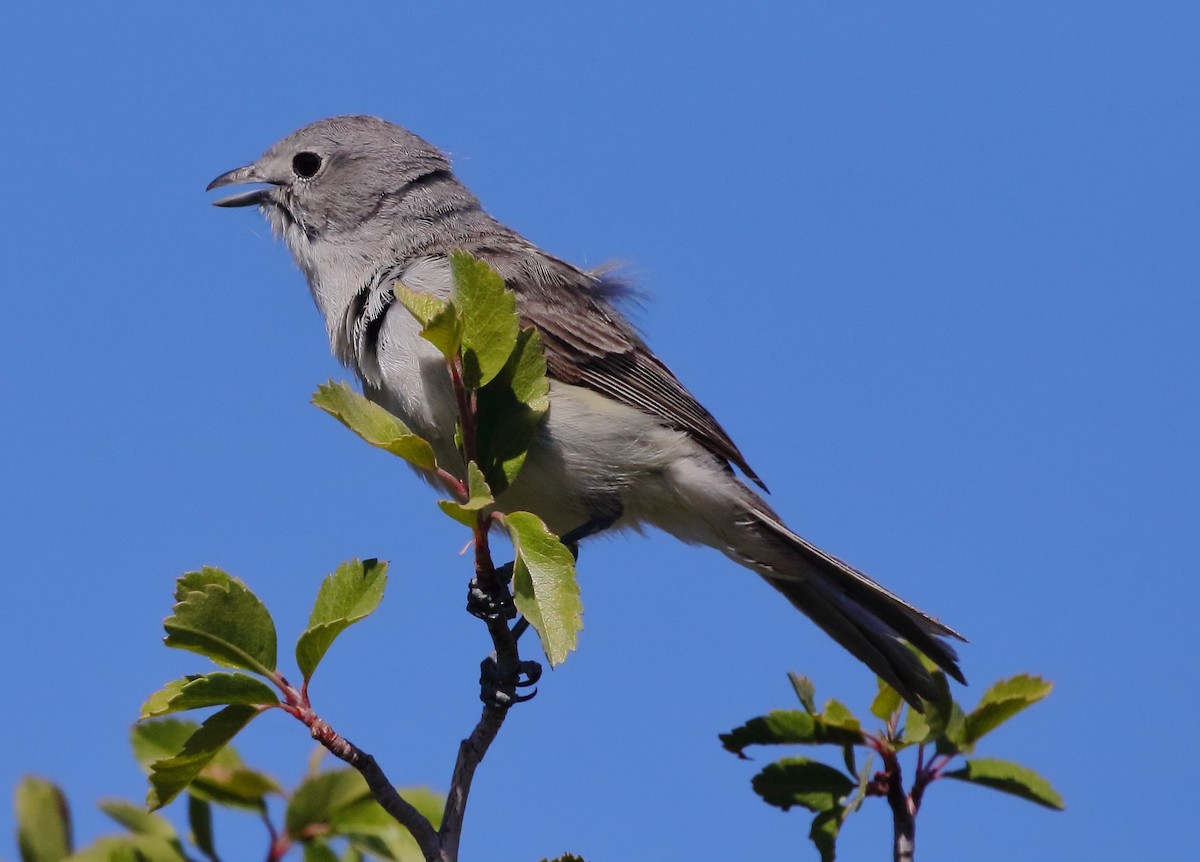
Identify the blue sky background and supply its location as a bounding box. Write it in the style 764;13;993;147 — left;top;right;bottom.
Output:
2;3;1197;860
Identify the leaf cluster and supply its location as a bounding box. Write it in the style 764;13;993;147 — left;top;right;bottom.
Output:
313;252;579;667
721;670;1063;861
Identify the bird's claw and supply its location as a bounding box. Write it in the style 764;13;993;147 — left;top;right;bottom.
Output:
479;655;542;708
466;568;516;622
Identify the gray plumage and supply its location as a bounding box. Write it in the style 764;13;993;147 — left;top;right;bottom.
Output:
208;115;965;705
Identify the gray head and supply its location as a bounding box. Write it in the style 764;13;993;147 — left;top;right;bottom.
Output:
207;116;483;292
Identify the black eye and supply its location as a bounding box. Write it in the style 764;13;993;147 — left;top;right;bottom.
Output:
292;151;322;178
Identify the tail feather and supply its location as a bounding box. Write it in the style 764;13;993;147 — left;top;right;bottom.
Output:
735;506;966;707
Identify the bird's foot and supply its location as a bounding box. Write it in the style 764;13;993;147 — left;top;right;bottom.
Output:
479;652;542;708
466;565;517;623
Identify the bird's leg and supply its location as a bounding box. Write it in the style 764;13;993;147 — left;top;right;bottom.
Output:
467;563;541;707
559;510;622;558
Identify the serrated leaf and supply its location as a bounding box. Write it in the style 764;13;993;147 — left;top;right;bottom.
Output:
296;559;389;680
944;758;1065;810
751;757;855;812
809;809;842;862
504;511;582;666
141;673;279;718
394;284;447;326
789;673;817;714
964;674;1053;745
313;381;437;471
720;710;862;758
164;569;277;677
187;796;215;862
451;251;520;388
147;706;262;810
98;800;177;841
16;776;71;862
869;679;903;721
436;462;494;527
286;770;371;840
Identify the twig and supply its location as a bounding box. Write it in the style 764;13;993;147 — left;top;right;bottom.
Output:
273;674;444;861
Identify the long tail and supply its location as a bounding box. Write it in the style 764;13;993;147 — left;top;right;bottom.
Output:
725;496;966;707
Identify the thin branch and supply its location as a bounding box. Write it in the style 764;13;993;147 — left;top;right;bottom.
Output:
275;677;443;861
440;704;507;860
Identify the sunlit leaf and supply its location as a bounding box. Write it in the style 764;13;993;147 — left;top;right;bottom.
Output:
16;776;71;862
504;512;581;666
788;673;817;714
451;251;519;388
147;706;262;810
437;462;494;526
164;569;277;677
296;559;388;680
964;675;1054;745
944;758;1065;810
141;673;278;719
809;808;842;862
97;800;177;841
313;381;437;471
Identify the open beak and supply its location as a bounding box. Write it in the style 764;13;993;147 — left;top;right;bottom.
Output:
206;164;274;208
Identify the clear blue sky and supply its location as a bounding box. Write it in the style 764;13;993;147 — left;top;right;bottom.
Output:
2;3;1197;859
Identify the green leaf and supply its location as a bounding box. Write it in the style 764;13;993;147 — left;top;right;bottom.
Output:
141;673;279;718
65;835;185;862
720;710;863;758
164;569;277;677
147;705;262;810
809;809;842;862
845;754;874;816
467;325;552;493
192;763;281;811
504;511;582;666
944;758;1065;810
752;757;855;812
788;673;817;714
820;700;862;734
303;843;341;862
964;674;1053;746
16;776;71;862
187;796;216;862
313;381;437;471
334;786;443;862
451;251;520;388
436;461;494;527
296;559;389;680
869;679;903;721
937;701;969;756
286;770;371;840
395;285;463;360
904;703;931;745
97;800;177;841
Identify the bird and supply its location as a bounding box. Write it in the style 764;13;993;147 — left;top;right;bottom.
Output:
207;115;965;705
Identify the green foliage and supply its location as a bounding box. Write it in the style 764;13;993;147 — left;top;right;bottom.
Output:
163;569;277;677
146;705;263;810
723;671;1063;861
15;776;71;862
141;673;279;718
945;758;1065;810
504;511;582;666
313;381;438;472
296;559;389;681
451;250;520;388
436;461;494;526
